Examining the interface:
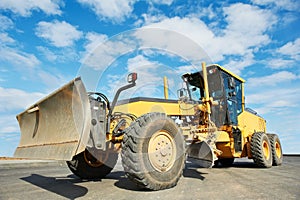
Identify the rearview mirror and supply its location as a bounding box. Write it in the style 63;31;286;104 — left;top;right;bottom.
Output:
177;88;188;99
127;73;137;83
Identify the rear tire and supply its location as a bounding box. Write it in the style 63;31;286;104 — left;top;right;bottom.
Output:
267;134;283;166
67;146;118;179
121;112;186;190
251;132;272;168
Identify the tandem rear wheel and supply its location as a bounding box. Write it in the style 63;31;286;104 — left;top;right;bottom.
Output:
251;132;283;167
267;133;283;166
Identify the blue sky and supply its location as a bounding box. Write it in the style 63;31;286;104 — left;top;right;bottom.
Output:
0;0;299;156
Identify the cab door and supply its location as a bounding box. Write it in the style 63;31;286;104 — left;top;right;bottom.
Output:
225;75;238;125
222;73;244;151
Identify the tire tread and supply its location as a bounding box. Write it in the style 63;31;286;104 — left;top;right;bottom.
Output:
251;132;272;168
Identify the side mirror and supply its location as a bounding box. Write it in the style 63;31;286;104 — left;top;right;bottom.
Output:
177;88;188;99
127;73;137;83
108;72;138;117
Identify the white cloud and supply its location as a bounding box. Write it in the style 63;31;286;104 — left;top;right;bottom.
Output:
124;55;162;97
247;71;298;87
0;0;63;17
125;55;195;99
36;46;79;63
267;58;295;69
0;33;15;44
77;0;136;23
224;3;274;35
0;16;40;69
80;3;277;78
0;115;19;134
0;87;44;112
101;55;169;99
135;19;214;63
150;0;174;6
277;38;300;60
246;87;300;114
136;13;167;26
79;29;203;94
80;33;136;70
35;20;83;47
36;46;58;62
175;65;199;75
222;52;255;75
251;0;300;11
137;3;277;66
0;14;13;31
222;3;277;54
37;70;70;92
84;32;108;53
0;46;40;68
79;3;279;92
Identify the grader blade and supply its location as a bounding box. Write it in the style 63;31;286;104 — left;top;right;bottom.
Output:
14;77;91;160
187;141;215;168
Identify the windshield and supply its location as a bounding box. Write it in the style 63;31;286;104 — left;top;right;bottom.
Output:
184;65;224;101
182;65;227;127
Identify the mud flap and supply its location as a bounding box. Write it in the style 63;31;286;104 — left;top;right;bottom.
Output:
187;141;215;168
14;77;91;160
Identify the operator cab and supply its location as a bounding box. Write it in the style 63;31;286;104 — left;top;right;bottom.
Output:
181;65;245;127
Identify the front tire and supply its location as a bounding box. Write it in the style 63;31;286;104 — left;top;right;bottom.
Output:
67;146;118;179
251;132;272;168
121;113;186;190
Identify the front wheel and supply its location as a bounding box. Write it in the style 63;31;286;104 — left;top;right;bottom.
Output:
67;145;118;179
121;112;186;190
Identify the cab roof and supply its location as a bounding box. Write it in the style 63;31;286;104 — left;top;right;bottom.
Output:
211;64;246;83
181;64;246;85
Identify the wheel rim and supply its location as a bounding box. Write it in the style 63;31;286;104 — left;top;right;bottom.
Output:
148;130;176;172
275;141;282;158
262;140;270;160
83;149;108;168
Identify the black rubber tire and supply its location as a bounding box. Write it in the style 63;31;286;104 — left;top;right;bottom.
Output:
218;158;235;167
121;112;186;190
66;148;118;179
267;134;283;166
250;132;272;168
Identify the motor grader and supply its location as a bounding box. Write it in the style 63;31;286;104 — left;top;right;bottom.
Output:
14;63;283;190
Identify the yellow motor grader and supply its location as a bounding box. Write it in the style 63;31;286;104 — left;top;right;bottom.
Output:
14;63;283;190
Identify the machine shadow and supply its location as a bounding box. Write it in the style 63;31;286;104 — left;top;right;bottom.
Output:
111;164;208;191
112;167;208;191
21;174;89;199
109;171;150;191
20;160;260;196
183;161;208;180
214;159;259;169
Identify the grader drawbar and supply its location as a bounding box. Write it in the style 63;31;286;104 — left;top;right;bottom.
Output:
14;63;283;191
